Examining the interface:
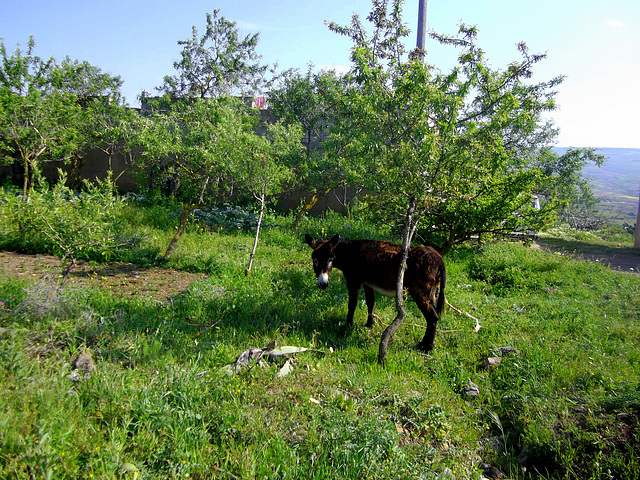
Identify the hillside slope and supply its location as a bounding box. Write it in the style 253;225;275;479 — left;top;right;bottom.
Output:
554;147;640;221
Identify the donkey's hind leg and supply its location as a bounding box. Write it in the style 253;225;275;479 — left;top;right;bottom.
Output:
363;285;376;328
412;293;440;352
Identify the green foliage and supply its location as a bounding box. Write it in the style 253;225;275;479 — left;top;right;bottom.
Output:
1;207;640;478
536;147;608;231
325;1;599;255
268;66;351;227
134;94;303;259
2;171;138;274
0;37;124;199
191;203;261;232
158;9;268;99
269;66;345;174
234;120;303;199
0;3;638;477
134;96;244;202
467;242;562;294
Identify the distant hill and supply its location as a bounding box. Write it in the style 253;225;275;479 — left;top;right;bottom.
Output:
553;147;640;222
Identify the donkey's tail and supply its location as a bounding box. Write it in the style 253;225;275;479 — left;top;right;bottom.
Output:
436;261;446;317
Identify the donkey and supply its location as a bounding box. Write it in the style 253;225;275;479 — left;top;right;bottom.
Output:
305;233;446;352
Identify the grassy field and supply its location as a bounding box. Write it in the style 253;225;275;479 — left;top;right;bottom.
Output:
1;201;640;479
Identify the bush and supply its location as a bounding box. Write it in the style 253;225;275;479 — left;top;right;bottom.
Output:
468;242;561;294
190;203;261;232
2;172;139;274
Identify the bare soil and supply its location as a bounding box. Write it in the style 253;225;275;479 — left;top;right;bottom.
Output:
533;241;640;274
0;252;207;301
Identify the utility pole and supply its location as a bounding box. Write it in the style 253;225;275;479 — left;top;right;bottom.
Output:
635;180;640;249
416;0;428;60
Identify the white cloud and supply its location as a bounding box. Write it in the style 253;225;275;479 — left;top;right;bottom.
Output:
236;20;275;32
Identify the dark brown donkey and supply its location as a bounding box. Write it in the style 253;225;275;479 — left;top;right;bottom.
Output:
305;234;446;352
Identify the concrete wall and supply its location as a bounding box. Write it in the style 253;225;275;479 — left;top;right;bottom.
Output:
0;108;352;214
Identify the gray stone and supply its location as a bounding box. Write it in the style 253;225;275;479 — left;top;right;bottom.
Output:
463;379;480;397
481;357;502;369
73;352;96;373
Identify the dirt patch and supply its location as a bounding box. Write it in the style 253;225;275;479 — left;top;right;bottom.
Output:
533;241;640;274
0;251;207;302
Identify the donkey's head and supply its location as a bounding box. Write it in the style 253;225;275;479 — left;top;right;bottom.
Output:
305;233;340;290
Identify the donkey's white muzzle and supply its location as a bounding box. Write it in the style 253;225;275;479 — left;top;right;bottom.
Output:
317;272;329;290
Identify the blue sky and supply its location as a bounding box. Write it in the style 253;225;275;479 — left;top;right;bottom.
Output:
1;0;638;148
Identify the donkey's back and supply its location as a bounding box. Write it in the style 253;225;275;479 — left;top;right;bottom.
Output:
344;239;446;314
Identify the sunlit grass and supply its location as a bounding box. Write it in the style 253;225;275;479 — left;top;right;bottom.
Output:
1;205;640;479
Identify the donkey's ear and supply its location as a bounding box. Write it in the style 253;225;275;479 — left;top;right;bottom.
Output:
305;234;317;249
328;234;340;249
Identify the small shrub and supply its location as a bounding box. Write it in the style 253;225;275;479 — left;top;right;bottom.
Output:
3;172;140;274
190;203;261;232
467;242;561;294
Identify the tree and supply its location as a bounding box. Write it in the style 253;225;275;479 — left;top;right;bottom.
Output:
135;96;248;257
235;121;304;274
0;37;124;199
269;66;348;228
534;147;606;230
139;11;304;262
326;0;597;362
49;57;128;188
1;37;74;199
158;9;268;99
6;170;134;276
134;10;276;257
74;101;140;188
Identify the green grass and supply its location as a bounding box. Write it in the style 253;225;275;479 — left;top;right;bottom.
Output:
1;202;640;479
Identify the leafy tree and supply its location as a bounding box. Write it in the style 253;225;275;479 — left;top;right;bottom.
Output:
326;0;599;362
235;120;304;274
534;147;606;230
0;37;74;199
136;10;270;257
135;96;249;257
50;57;129;187
269;66;348;228
73;101;140;188
0;37;124;199
139;11;304;263
158;9;268;99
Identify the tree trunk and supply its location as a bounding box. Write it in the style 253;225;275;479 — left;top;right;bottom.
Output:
246;188;266;275
22;159;30;202
292;186;334;230
164;203;193;258
378;196;420;365
635;180;640;249
67;156;84;190
439;230;456;256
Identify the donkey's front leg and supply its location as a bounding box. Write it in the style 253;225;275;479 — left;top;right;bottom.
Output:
345;281;362;326
363;285;376;328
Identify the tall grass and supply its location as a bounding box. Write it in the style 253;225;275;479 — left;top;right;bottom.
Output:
1;201;639;479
